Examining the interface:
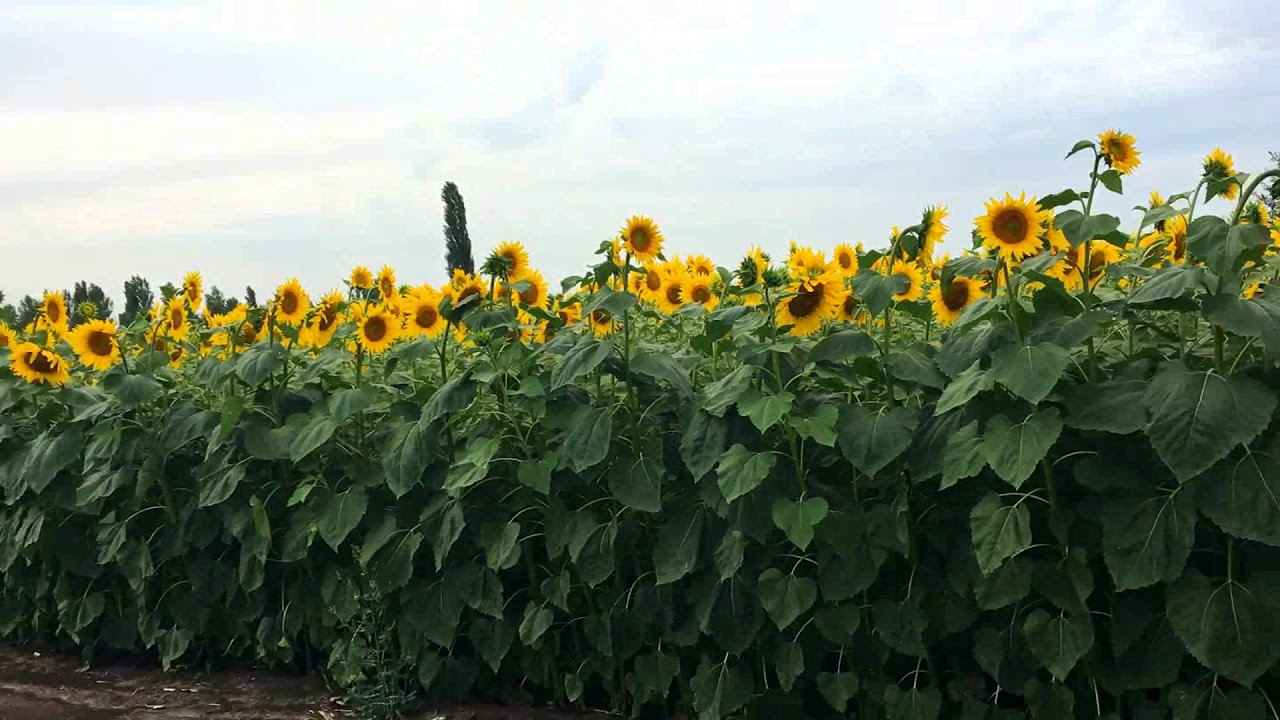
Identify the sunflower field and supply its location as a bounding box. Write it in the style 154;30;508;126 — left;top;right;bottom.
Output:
2;134;1280;719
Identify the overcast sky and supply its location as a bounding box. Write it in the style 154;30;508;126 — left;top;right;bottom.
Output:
2;0;1277;307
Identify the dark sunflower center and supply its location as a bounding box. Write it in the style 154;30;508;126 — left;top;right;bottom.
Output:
942;279;971;311
665;283;683;305
518;285;540;306
692;285;712;304
27;349;58;374
280;291;299;315
591;309;611;325
788;283;825;318
645;272;662;291
1108;139;1127;160
46;302;61;323
838;252;853;269
365;317;388;342
415;305;438;328
0;333;9;348
459;285;482;304
239;323;255;343
380;279;394;297
319;308;339;332
993;209;1029;245
841;295;857;316
630;229;651;252
557;310;573;325
1172;232;1186;261
88;330;114;357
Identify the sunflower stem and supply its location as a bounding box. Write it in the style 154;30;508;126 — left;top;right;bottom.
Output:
1186;177;1208;224
1231;169;1280;225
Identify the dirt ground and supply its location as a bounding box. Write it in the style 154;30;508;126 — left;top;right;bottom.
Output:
0;645;591;720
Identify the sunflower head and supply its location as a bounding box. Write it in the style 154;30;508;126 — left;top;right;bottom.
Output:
1202;148;1239;200
67;319;121;371
682;273;720;311
505;268;549;309
357;306;400;353
41;291;69;333
1098;129;1141;175
10;341;70;386
350;265;374;290
1241;201;1270;226
832;243;859;277
404;288;446;338
775;270;845;337
976;193;1053;261
377;265;398;300
787;247;827;281
655;267;689;315
0;322;16;351
920;205;950;262
77;301;99;321
620;215;665;262
685;254;716;277
490;241;530;277
886;259;924;303
272;278;310;326
929;275;985;326
588;308;617;337
165;296;190;340
182;271;204;310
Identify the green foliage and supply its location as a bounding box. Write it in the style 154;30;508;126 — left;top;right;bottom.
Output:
2;142;1280;719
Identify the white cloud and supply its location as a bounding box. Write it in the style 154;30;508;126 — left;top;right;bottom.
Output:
1;0;1276;306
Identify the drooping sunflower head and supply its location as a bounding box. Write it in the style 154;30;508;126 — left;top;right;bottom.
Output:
10;341;70;386
775;270;845;337
491;241;530;277
1202;147;1239;200
920;205;950;262
929;275;985;326
976;193;1053;260
67;319;121;371
682;273;720;311
356;306;400;353
1098;129;1141;175
832;243;859;277
1241;201;1270;226
404;288;446;338
620;215;665;262
377;265;398;301
165;296;190;340
350;265;374;290
182;271;204;310
273;278;310;326
41;291;69;333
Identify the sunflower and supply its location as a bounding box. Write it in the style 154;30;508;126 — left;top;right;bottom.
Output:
976;193;1053;261
66;319;121;370
41;291;69;335
377;265;398;301
305;290;344;348
1076;241;1123;289
832;243;859;277
1203;148;1239;200
685;254;716;277
77;302;98;322
1148;191;1169;231
450;271;487;312
788;247;827;280
237;319;263;345
10;342;70;385
492;241;530;277
886;259;924;302
165;296;190;341
167;346;186;369
182;271;204;311
630;263;665;302
655;268;689;314
620;215;665;262
683;273;720;311
1098;129;1141;175
273;278;310;326
556;300;581;327
588;308;617;337
350;265;374;290
920;205;950;262
356;305;400;353
929;276;984;326
1162;215;1190;265
404;288;447;338
775;270;845;337
1241;201;1270;226
506;268;549;309
0;321;15;351
836;291;860;323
